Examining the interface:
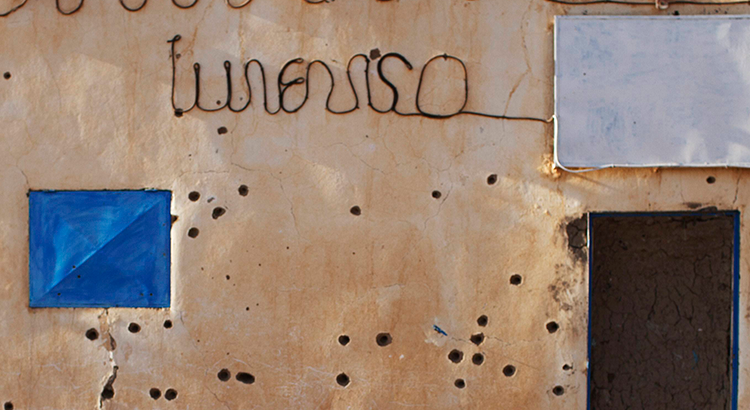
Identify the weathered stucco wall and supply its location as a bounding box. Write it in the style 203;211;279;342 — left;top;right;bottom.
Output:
0;0;748;409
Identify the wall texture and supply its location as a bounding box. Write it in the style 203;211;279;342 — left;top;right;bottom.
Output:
0;0;748;409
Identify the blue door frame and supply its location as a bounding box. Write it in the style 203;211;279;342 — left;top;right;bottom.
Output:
586;211;740;410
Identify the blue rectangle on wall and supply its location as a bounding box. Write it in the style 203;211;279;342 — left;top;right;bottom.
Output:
29;190;171;308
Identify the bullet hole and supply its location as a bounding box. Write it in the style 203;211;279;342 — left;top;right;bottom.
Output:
101;385;115;400
350;206;361;216
4;402;13;410
188;227;200;238
432;190;442;199
149;388;161;400
487;174;498;185
553;386;565;396
216;100;221;105
171;215;178;225
212;207;226;219
236;372;255;384
470;333;484;346
673;10;680;15
188;191;200;201
245;307;249;311
3;72;10;80
376;333;392;347
128;323;141;333
707;176;716;184
163;320;173;329
336;373;350;387
448;349;464;364
503;365;516;377
454;379;466;389
86;328;99;341
164;389;178;401
369;48;381;60
174;109;183;117
217;369;231;382
477;315;488;327
338;335;351;346
238;185;249;196
546;321;560;334
472;353;484;366
563;364;572;371
510;274;523;285
217;126;228;135
226;275;230;280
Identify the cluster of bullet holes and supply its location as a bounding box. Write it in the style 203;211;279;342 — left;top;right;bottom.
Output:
217;369;256;385
446;316;502;389
187;187;249;239
86;321;169;339
149;388;178;400
333;333;392;388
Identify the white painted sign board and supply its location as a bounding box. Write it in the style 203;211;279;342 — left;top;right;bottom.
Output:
555;16;750;169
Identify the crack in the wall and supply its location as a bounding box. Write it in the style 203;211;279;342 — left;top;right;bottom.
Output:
98;365;118;408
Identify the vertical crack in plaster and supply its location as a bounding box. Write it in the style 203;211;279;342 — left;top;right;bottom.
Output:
98;310;118;408
503;1;534;119
98;365;118;408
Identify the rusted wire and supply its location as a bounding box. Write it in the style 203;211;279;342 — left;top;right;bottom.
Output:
56;0;84;15
1;0;332;17
120;0;148;12
547;0;749;5
168;34;551;123
0;0;27;17
226;0;253;9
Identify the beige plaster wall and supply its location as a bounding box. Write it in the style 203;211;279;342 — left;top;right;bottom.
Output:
0;0;747;409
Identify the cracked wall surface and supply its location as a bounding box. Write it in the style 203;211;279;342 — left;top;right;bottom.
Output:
591;215;734;410
0;0;750;409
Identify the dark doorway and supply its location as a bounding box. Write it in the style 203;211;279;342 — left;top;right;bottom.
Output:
588;212;739;410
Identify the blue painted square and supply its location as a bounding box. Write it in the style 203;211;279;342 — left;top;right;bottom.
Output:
29;190;171;308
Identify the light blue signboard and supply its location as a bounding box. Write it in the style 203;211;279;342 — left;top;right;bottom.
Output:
555;16;750;169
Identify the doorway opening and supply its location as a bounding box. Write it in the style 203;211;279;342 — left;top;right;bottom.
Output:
588;212;739;410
